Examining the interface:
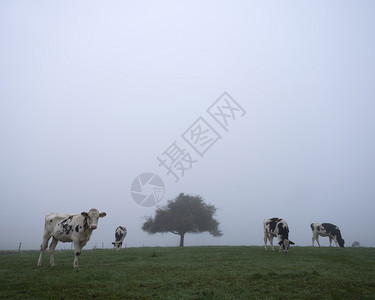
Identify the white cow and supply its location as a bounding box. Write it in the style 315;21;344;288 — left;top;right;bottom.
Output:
37;208;106;268
112;226;127;251
264;218;295;253
311;223;345;247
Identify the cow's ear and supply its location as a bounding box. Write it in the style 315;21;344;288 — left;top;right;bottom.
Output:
290;241;295;245
119;242;123;246
81;212;88;217
278;240;283;245
99;212;106;218
112;242;115;245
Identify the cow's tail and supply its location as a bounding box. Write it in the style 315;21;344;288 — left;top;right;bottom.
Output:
310;223;314;231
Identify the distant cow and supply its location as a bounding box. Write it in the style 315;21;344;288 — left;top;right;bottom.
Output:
264;218;295;252
310;223;345;247
112;226;127;251
37;208;106;268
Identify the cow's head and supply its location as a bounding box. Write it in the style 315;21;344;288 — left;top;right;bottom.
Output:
81;208;106;230
279;239;295;253
335;228;345;247
112;241;123;250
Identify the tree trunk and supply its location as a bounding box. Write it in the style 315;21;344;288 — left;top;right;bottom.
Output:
179;233;185;247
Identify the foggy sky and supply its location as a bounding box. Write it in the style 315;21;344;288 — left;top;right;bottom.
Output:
1;1;375;250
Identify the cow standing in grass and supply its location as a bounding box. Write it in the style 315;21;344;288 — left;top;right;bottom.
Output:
112;226;127;251
264;218;295;253
311;223;345;247
37;208;106;268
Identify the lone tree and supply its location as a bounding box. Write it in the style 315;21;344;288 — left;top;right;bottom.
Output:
142;193;222;247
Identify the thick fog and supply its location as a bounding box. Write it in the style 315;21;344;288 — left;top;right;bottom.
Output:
1;1;375;250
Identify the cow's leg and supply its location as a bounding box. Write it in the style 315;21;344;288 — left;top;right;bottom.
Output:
312;233;315;247
49;237;58;267
329;237;332;247
316;235;321;247
37;234;51;267
73;242;83;269
269;236;275;251
264;231;268;251
333;236;339;247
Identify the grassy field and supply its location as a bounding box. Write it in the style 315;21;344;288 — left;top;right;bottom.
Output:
0;246;374;299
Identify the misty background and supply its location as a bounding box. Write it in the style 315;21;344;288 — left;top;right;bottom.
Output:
1;1;374;250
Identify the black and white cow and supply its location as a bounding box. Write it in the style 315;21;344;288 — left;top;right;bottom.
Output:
112;226;127;251
264;218;295;252
37;208;106;268
311;223;345;247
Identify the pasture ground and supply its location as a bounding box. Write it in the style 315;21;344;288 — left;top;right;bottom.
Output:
0;246;374;299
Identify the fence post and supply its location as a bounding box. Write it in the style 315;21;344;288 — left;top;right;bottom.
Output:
18;242;22;252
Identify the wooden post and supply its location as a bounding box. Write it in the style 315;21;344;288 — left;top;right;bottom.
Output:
18;242;22;252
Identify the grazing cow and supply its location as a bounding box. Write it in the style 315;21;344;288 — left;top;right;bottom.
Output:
311;223;345;247
112;226;127;251
37;208;106;268
264;218;295;253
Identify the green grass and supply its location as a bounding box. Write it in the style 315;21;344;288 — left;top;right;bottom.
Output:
0;246;374;299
